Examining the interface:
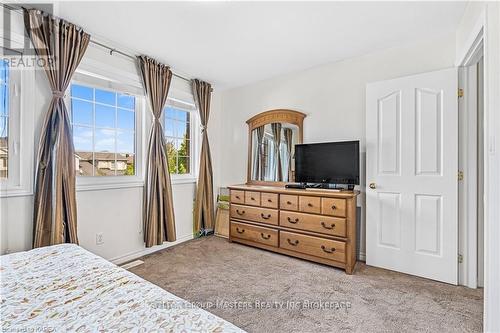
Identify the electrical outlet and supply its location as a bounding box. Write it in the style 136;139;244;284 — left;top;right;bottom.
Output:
96;233;104;245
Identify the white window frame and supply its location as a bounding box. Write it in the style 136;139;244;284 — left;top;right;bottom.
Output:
0;57;35;198
163;98;200;185
66;75;145;191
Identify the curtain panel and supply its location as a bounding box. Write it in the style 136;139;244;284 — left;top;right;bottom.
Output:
24;9;90;248
271;123;283;181
138;56;176;247
284;127;293;182
252;125;265;181
192;79;214;234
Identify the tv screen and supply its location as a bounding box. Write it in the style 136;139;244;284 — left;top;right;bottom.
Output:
295;141;360;185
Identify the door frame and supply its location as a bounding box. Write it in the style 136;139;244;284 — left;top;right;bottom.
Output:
455;4;500;332
458;37;483;289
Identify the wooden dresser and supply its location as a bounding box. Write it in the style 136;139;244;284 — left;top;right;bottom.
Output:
228;184;359;274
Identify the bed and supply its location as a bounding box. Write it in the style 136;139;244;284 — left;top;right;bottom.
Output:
1;244;243;332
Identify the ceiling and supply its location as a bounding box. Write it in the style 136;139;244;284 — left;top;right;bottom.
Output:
58;1;467;90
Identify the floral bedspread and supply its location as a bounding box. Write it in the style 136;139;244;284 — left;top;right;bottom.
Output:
0;244;243;332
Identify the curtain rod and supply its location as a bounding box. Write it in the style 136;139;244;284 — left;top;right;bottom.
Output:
89;40;192;83
1;3;192;83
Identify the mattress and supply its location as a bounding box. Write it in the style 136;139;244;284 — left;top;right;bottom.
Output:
0;244;243;332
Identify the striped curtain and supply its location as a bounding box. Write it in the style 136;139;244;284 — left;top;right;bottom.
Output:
24;9;90;248
192;79;214;235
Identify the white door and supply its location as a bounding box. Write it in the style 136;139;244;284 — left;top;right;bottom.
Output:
366;68;458;284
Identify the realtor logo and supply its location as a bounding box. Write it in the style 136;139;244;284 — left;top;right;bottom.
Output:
2;3;53;56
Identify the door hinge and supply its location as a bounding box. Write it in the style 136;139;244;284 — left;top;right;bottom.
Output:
458;170;464;181
458;254;463;264
458;88;464;98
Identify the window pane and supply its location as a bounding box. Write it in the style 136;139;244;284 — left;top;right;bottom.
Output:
94;152;116;176
0;61;8;179
118;94;134;110
176;110;189;122
117;130;134;153
95;89;115;106
116;153;135;176
175;120;187;139
179;139;190;157
71;99;93;125
165;120;174;137
178;156;190;174
0;60;7;83
73;126;93;152
95;104;115;128
75;152;94;176
70;83;136;178
0;117;7;179
165;106;176;119
95;128;115;152
117;109;134;130
71;84;93;101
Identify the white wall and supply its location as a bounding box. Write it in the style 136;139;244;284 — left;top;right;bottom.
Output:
212;34;456;259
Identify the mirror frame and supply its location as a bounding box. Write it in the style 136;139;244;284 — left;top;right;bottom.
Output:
246;109;306;185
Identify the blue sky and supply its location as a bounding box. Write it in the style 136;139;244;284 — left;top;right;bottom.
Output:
68;84;191;155
0;60;9;138
71;84;135;153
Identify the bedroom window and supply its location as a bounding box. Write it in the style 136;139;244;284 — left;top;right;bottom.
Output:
0;60;9;180
70;84;137;177
164;105;191;175
0;56;35;197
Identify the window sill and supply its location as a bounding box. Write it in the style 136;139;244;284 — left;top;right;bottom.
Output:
75;176;197;192
171;176;198;185
76;180;144;192
0;187;34;198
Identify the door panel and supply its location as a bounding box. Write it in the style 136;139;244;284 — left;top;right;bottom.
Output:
377;91;401;175
377;192;401;249
366;68;458;284
415;88;442;175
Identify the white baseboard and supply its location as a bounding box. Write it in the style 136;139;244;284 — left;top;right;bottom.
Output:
110;234;195;265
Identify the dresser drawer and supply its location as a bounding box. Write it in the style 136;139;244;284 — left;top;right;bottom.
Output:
280;194;298;211
279;231;346;263
321;198;347;217
261;192;278;209
245;191;261;206
279;211;346;237
230;204;278;225
299;196;321;214
231;221;278;247
230;190;245;204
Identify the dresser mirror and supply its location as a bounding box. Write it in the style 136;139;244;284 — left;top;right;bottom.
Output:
247;109;306;184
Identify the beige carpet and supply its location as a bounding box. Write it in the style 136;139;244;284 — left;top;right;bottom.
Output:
130;236;482;333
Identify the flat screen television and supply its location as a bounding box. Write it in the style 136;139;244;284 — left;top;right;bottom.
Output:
295;141;360;186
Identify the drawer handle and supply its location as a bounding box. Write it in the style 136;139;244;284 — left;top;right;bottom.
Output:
287;217;299;224
331;205;337;210
321;245;336;253
236;209;245;216
286;201;292;205
260;233;271;240
308;203;313;207
261;213;272;220
251;197;256;201
267;199;273;203
287;238;299;246
236;227;245;234
321;221;336;229
235;195;241;199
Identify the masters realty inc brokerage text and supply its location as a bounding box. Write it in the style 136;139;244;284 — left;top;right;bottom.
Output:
151;299;352;312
